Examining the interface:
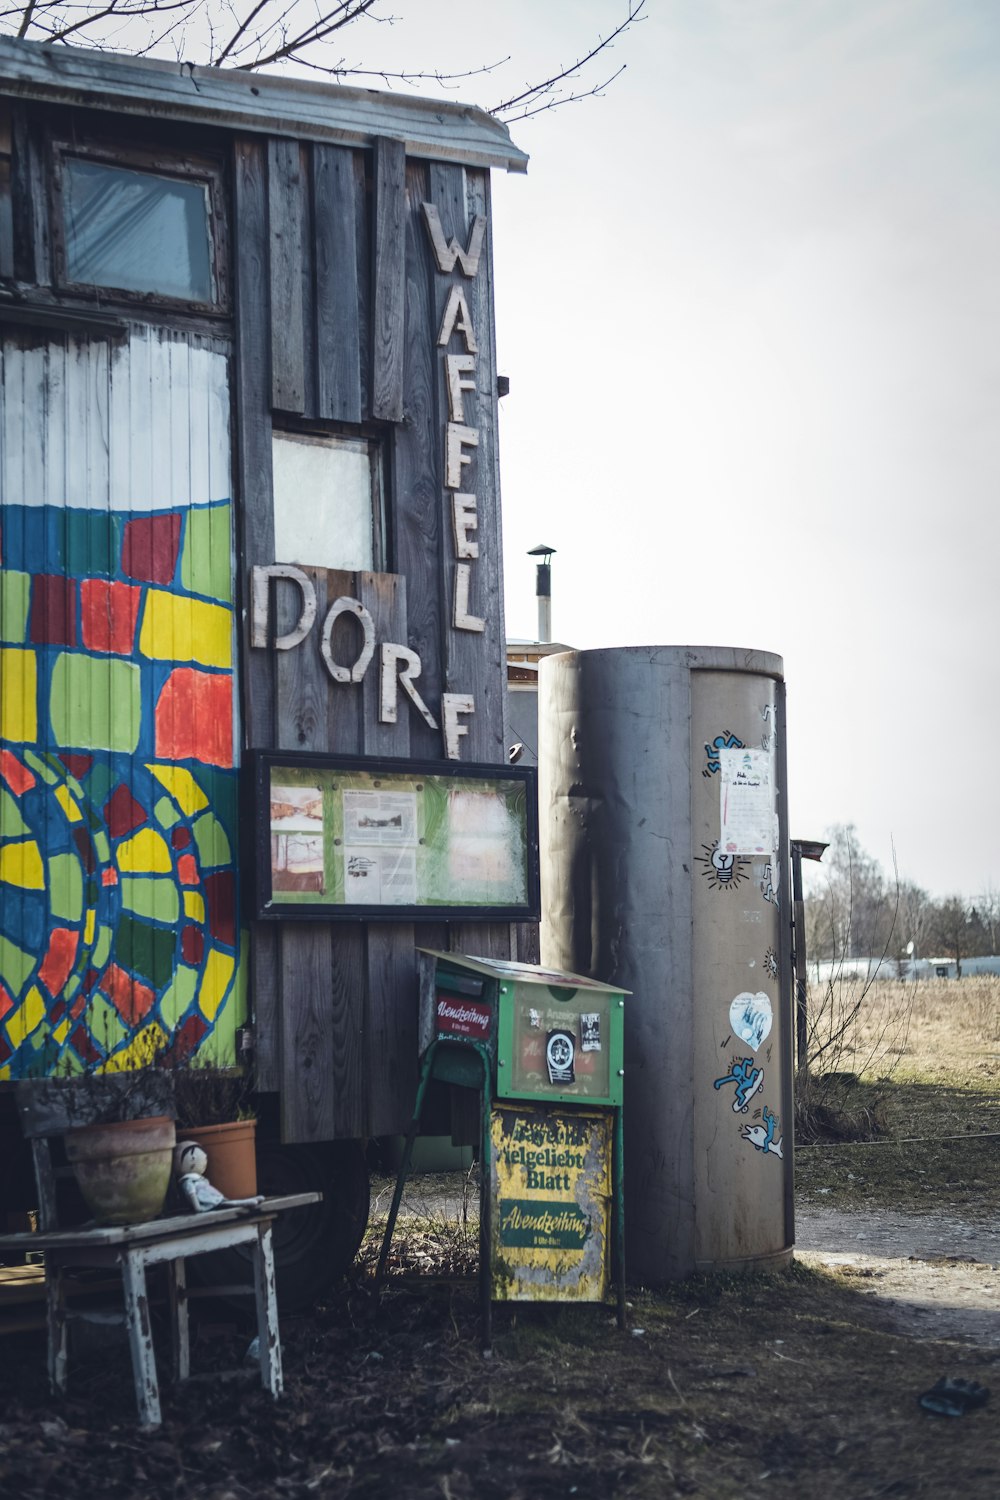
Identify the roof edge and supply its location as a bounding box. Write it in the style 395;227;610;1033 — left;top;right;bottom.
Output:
0;36;529;173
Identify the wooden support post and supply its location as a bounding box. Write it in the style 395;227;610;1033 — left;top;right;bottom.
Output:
121;1252;161;1428
252;1224;283;1398
168;1258;190;1382
45;1260;67;1395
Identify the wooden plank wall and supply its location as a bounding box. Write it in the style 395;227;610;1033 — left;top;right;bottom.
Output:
235;134;514;1143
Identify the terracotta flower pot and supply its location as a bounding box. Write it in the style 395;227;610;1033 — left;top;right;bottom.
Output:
65;1115;176;1226
181;1119;258;1199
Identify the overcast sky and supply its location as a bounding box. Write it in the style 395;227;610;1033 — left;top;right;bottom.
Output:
15;0;997;900
352;0;998;901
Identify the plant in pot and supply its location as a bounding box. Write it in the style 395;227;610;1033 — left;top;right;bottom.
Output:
54;1069;177;1227
168;1058;258;1202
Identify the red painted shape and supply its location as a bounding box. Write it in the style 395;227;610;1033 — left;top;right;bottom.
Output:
203;870;236;947
80;578;142;655
72;826;96;875
0;750;34;795
69;1024;101;1065
181;926;204;965
177;853;199;886
154;669;234;768
0;984;13;1021
104;784;147;839
102;867;118;887
30;575;77;646
100;964;156;1025
58;753;94;779
172;1015;209;1054
121;512;181;585
171;826;191;849
39;927;79;997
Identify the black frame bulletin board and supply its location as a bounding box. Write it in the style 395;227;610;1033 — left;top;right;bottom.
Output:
252;751;540;922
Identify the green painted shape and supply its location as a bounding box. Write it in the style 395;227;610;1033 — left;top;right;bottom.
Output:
0;788;28;838
120;876;180;924
192;811;231;869
181;503;232;603
153;796;181;830
23;750;59;785
48;853;83;922
0;570;30;644
86;993;128;1052
193;767;238;843
0;933;34;992
93;830;111;863
92;925;112;971
159;964;200;1029
82;760;116;809
116;912;176;988
60;508;121;577
64;975;81;1000
57;1046;85;1075
49;655;140;753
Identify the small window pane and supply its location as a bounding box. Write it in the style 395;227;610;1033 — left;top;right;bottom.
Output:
272;432;375;572
63;158;214;302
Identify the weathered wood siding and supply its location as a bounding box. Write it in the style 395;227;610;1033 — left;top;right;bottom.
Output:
237;135;512;1142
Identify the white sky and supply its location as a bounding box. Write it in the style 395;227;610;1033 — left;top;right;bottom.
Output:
17;0;998;899
352;0;998;901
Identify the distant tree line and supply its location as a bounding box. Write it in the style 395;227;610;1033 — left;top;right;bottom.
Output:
803;824;999;978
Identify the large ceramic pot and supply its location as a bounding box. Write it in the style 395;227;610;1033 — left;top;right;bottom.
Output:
180;1119;258;1200
65;1115;176;1225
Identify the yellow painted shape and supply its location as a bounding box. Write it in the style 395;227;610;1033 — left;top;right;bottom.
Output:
147;764;209;817
183;891;205;922
139;590;232;668
198;948;235;1022
116;827;172;874
0;839;44;889
54;785;83;823
0;648;37;743
52;1017;71;1045
84;909;96;946
101;1021;169;1073
6;986;46;1047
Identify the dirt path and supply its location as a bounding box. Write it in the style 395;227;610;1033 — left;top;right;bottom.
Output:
795;1205;1000;1347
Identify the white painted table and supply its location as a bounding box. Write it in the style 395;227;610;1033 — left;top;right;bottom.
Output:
0;1193;320;1427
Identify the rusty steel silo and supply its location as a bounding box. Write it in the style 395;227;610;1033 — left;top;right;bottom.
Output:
538;646;792;1284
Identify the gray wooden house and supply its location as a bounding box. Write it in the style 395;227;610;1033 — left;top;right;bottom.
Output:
0;38;528;1297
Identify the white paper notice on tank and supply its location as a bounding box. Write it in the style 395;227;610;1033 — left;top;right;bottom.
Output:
718;747;776;856
730;991;773;1050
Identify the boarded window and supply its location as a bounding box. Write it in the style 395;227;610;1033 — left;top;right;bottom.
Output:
61;157;215;303
272;431;382;572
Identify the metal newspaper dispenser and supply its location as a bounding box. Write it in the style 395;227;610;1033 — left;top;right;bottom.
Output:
375;952;628;1348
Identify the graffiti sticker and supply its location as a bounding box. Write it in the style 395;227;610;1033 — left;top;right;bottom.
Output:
741;1105;783;1158
702;730;745;778
546;1029;575;1085
696;841;750;892
713;1057;765;1114
763;946;779;980
729;991;772;1050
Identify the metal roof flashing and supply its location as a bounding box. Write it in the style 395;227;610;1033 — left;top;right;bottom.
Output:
0;36;529;173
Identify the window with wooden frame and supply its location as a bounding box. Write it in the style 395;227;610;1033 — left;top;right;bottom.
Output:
49;139;228;311
271;429;387;574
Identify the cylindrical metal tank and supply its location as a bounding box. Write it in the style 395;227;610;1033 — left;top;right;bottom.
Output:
538;646;792;1284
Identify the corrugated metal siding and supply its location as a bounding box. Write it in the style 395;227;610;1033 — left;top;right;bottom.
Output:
0;324;244;1080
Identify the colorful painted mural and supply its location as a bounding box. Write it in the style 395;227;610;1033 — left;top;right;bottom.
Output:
0;331;242;1078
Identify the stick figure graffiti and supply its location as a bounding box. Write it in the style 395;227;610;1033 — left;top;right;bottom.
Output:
702;730;745;778
713;1057;765;1113
740;1106;783;1158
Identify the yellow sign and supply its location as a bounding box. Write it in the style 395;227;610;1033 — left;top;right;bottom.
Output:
490;1103;612;1302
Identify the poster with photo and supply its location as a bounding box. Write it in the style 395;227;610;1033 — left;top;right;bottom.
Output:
270;784;326;893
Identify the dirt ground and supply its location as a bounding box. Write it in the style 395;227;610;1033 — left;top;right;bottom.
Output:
0;980;997;1498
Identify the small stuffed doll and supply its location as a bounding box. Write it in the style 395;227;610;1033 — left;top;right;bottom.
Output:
173;1141;264;1213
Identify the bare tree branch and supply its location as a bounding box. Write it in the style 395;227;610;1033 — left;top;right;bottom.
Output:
1;0;646;122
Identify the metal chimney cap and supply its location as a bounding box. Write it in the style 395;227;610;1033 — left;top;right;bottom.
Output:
527;543;557;557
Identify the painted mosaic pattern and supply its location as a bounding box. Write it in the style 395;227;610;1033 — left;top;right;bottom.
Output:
0;497;243;1078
